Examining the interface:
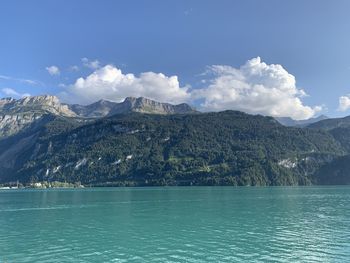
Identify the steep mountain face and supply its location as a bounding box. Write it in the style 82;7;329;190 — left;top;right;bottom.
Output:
307;116;350;152
67;97;197;118
0;114;85;183
313;154;350;185
0;95;75;116
0;95;76;138
121;97;196;115
306;115;350;183
307;115;350;130
0;110;345;186
0;95;196;138
275;115;328;127
68;100;119;118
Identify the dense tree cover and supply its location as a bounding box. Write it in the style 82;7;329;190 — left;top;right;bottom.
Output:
306;116;350;184
308;115;350;130
313;154;350;185
0;111;346;186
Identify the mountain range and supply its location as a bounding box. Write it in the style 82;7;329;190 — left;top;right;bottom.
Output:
0;95;196;139
0;95;350;186
274;115;329;127
67;96;197;118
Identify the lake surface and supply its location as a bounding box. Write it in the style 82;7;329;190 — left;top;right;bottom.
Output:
0;187;349;262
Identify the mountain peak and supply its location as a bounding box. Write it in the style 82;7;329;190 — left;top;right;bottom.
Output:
96;98;113;103
0;95;75;116
124;96;138;102
65;96;196;118
0;95;76;138
124;96;156;105
0;95;197;137
19;95;60;106
121;96;196;114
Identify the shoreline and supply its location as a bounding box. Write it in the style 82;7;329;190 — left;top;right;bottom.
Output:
1;184;348;190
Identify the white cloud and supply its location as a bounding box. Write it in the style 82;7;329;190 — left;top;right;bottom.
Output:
0;74;41;86
22;79;38;85
1;88;30;98
338;95;350;111
69;65;79;72
57;57;320;120
192;57;321;120
46;65;60;76
59;65;190;105
81;58;100;70
0;75;10;80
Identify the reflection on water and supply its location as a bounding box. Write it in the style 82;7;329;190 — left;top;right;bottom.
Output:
0;187;349;262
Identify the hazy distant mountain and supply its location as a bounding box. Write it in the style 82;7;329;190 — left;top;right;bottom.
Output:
68;99;120;118
68;97;197;118
275;115;328;127
307;115;350;184
307;115;350;153
307;115;350;130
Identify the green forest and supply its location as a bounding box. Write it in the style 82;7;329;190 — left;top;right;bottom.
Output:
1;110;349;186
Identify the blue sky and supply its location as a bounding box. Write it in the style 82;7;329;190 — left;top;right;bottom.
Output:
1;0;350;119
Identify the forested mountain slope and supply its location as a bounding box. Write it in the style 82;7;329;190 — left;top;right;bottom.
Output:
0;111;345;186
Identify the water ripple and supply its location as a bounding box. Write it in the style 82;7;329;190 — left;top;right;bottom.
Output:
0;186;350;262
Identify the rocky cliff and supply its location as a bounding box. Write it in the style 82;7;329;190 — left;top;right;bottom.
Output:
0;95;76;138
68;97;197;118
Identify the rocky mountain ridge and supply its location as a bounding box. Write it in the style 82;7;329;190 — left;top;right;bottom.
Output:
0;95;196;138
67;96;197;118
0;95;76;138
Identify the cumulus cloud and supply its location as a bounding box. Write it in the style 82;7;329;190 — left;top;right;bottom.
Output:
338;95;350;111
1;88;30;98
193;57;321;120
58;57;320;120
81;58;100;70
59;65;190;105
46;65;60;76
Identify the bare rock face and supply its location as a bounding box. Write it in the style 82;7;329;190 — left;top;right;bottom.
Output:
122;97;196;114
0;113;42;138
0;95;76;116
0;95;196;138
68;97;197;117
0;95;76;138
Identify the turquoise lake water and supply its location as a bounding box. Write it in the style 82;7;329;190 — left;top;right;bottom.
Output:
0;187;349;262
